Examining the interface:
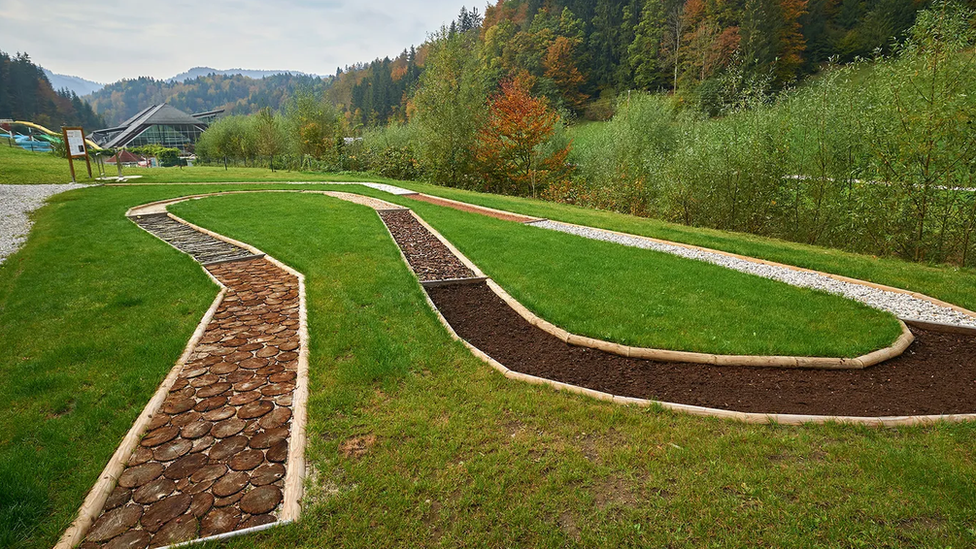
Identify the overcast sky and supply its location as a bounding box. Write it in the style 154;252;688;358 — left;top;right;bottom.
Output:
0;0;471;83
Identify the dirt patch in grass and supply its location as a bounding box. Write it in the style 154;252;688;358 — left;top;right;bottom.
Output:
340;435;377;459
592;476;638;509
426;282;976;417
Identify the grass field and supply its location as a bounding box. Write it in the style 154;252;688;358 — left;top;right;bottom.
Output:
365;196;901;357
389;181;976;315
1;186;975;549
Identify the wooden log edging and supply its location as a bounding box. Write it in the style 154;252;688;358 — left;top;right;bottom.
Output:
58;199;312;549
409;192;545;223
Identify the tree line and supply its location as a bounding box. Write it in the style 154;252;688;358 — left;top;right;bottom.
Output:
335;0;947;124
87;73;333;127
0;51;105;131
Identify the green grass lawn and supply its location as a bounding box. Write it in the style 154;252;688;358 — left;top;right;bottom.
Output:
1;187;975;548
362;195;901;357
0;144;75;184
5;145;976;318
389;181;976;314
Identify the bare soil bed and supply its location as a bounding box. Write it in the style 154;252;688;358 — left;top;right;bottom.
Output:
427;282;976;417
380;210;476;281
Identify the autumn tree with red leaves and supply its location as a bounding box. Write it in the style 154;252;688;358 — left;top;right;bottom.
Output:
475;73;572;198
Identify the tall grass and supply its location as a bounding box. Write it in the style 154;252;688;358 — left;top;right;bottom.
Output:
565;1;976;266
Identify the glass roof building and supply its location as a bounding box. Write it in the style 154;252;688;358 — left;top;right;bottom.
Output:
89;105;210;153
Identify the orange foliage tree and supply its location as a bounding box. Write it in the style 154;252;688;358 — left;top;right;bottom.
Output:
475;73;572;197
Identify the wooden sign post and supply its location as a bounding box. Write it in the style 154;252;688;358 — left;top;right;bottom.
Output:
61;127;92;182
0;119;12;147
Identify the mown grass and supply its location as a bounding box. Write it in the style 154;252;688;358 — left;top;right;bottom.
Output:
159;192;976;549
0;145;74;185
6;143;976;317
371;195;901;357
389;181;976;314
0;185;216;548
1;187;975;548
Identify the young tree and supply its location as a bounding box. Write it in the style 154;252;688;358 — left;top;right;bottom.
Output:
255;107;285;171
411;27;487;186
475;72;572;197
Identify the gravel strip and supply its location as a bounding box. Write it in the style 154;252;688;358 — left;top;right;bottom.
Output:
0;184;84;264
530;220;976;328
322;182;416;195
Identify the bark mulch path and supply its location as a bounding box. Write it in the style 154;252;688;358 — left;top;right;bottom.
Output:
81;257;300;549
379;209;476;281
405;193;540;223
427;282;976;417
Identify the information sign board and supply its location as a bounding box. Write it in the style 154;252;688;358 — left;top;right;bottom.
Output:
65;129;87;158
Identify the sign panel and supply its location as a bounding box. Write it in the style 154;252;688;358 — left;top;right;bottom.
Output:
65;129;86;158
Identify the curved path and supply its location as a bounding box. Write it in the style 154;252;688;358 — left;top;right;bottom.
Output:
58;188;976;549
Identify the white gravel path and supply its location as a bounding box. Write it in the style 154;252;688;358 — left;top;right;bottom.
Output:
529;219;976;328
312;182;416;195
0;184;84;264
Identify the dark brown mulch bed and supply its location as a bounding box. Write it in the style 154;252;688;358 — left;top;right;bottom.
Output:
406;194;538;223
427;282;976;417
380;210;476;281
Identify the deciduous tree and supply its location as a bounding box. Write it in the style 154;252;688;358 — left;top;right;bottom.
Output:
475;73;572;197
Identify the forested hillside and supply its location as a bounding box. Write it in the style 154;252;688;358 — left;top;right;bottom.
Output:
0;51;104;130
87;72;333;126
337;0;940;124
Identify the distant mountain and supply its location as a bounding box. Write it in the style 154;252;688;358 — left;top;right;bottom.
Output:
167;66;321;83
1;52;105;130
88;72;333;126
42;68;104;97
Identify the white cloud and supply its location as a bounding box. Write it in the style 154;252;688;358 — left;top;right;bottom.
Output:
0;0;469;82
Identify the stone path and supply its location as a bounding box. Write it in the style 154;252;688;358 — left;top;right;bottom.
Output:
131;214;262;265
77;218;302;549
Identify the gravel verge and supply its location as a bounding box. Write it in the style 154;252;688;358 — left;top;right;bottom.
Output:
322;182;416;195
530;220;976;328
0;184;84;264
